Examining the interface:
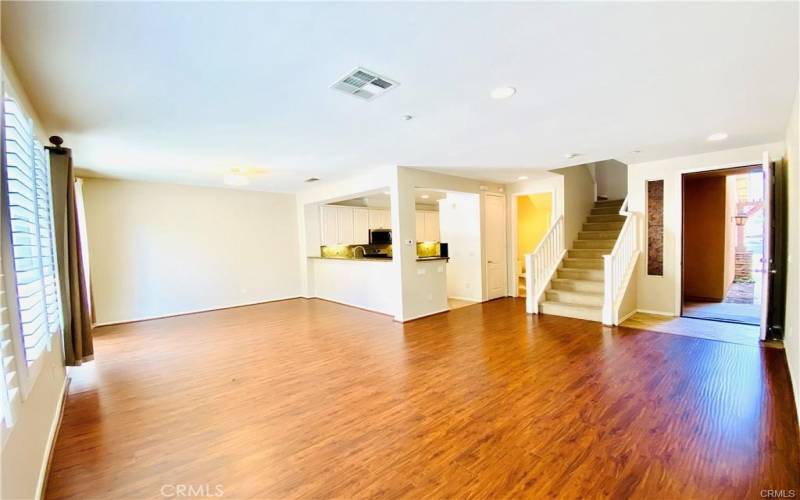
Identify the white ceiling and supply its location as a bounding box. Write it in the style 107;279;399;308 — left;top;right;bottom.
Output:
2;2;798;192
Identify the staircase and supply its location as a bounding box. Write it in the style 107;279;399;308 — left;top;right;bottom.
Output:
538;199;625;322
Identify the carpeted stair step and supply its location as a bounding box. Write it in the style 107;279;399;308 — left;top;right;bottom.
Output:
584;221;624;232
568;248;609;259
551;278;605;293
578;230;621;240
557;267;604;281
563;257;603;270
545;289;604;307
587;214;626;223
540;301;602;322
573;239;616;249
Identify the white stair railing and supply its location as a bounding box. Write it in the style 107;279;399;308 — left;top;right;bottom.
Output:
602;197;640;325
525;215;565;314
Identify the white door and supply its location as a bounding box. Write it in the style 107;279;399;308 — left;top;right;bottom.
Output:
424;211;440;242
485;193;507;299
760;152;772;341
353;208;369;244
336;206;354;245
415;211;426;242
320;205;338;246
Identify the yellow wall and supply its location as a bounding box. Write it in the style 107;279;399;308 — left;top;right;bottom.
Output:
517;193;553;259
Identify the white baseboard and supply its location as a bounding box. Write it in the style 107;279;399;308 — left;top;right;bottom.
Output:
93;296;302;327
618;309;638;324
35;375;69;500
399;307;451;323
448;296;481;303
636;309;676;317
310;296;394;317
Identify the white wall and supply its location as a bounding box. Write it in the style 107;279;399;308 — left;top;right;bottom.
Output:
396;168;504;321
552;164;596;249
594;159;628;200
783;86;799;417
627;142;785;315
1;47;68;500
83;178;302;324
309;259;398;315
439;192;482;301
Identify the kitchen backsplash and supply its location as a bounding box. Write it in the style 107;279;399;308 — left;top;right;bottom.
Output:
416;241;440;257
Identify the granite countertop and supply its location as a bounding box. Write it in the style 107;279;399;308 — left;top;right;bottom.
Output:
308;256;394;262
416;256;449;262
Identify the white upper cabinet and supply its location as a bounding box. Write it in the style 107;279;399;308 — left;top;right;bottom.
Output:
322;205;389;246
368;209;391;230
424;211;440;242
415;210;440;242
320;205;339;246
415;211;426;242
353;208;369;244
336;206;355;245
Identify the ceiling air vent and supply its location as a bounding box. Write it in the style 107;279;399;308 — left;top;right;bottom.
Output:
331;67;399;101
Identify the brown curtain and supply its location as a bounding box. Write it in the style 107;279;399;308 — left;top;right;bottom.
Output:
48;146;94;365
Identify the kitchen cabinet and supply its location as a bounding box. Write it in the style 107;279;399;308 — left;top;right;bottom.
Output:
424;211;440;241
368;209;391;230
336;206;354;245
322;205;387;246
415;211;426;242
415;210;440;242
353;208;369;244
320;205;339;246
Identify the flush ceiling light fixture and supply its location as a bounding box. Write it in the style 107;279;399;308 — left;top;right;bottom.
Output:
707;132;728;142
224;168;250;186
517;175;528;180
420;194;430;199
490;86;516;100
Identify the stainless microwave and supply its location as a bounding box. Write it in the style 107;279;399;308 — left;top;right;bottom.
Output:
369;229;392;245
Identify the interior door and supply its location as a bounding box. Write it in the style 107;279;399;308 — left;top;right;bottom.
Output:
760;152;772;341
485;193;508;299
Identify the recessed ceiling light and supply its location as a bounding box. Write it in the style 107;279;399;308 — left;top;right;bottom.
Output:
382;191;390;195
224;168;249;186
564;153;580;159
490;86;516;100
517;175;528;180
707;132;728;142
421;194;430;199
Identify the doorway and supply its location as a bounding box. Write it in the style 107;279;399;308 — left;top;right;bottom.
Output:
514;193;553;298
681;165;764;327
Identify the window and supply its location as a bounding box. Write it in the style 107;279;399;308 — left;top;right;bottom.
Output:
1;90;62;426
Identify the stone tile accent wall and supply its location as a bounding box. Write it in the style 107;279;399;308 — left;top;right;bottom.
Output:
647;180;664;276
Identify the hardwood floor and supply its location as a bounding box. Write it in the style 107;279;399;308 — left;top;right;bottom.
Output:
47;298;799;499
622;312;763;347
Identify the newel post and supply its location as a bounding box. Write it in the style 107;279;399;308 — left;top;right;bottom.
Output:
602;255;613;325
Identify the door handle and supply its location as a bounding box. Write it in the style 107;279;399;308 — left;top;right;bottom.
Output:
488;260;495;264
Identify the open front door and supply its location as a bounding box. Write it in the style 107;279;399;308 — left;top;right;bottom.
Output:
760;152;772;341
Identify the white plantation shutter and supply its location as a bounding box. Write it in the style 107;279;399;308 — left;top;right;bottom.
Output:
1;91;61;406
0;263;20;428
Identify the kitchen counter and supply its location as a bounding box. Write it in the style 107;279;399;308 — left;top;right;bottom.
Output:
416;256;449;262
308;256;394;262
